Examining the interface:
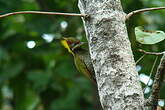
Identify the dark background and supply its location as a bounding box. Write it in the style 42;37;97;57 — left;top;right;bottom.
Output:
0;0;164;110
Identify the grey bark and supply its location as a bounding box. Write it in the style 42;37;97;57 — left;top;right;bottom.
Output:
78;0;145;110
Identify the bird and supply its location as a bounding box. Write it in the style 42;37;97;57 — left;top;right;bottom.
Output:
61;37;96;83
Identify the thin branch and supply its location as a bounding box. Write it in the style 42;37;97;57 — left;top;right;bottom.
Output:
149;54;165;110
126;7;165;20
0;11;88;18
138;49;164;56
136;54;146;64
143;56;158;93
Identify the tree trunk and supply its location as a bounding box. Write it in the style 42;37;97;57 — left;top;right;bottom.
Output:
78;0;145;110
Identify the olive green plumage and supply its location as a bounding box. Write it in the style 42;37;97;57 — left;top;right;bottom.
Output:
61;37;96;83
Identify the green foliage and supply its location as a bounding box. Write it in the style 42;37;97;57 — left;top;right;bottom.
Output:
135;26;165;44
124;0;165;102
15;87;40;110
0;0;165;109
27;70;51;91
0;0;95;109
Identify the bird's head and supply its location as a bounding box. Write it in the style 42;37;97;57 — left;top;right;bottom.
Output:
61;37;86;55
61;37;80;49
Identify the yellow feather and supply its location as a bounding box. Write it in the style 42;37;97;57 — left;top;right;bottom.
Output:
61;40;74;55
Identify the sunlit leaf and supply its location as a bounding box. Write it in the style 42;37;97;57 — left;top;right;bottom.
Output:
135;26;165;44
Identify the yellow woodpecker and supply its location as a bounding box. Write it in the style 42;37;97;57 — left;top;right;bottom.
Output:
61;37;96;83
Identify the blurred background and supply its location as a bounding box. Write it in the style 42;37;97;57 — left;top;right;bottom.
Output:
0;0;164;110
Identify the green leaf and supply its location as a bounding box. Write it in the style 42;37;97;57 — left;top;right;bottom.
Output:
15;87;40;110
135;26;165;44
0;61;24;83
27;70;51;91
22;89;40;110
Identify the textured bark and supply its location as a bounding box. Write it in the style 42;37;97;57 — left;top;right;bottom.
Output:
78;0;145;110
150;54;165;110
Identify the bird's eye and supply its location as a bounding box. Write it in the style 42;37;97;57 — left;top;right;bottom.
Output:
67;40;72;45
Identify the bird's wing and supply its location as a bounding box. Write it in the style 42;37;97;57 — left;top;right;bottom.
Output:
79;51;96;82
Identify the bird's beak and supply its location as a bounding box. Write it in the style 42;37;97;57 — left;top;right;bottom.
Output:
72;42;87;51
62;37;67;40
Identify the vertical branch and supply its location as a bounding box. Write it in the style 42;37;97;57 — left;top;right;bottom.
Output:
150;54;165;110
